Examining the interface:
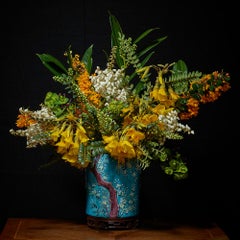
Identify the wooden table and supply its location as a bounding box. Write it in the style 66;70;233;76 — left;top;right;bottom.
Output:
0;218;229;240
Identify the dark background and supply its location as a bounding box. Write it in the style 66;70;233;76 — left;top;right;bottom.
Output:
1;1;239;239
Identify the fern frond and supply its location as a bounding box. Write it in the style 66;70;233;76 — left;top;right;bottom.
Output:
96;110;119;136
164;131;184;140
78;141;107;167
165;71;202;94
78;143;92;166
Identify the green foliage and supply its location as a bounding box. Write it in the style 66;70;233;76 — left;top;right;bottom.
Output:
44;92;69;117
78;141;107;166
108;11;167;94
36;53;68;76
165;60;202;94
96;110;119;136
10;12;231;183
160;149;188;180
81;44;93;74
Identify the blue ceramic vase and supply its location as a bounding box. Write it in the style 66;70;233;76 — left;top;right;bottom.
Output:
85;153;141;229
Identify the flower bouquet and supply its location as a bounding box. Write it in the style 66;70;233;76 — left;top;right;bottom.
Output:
9;12;231;229
10;12;231;180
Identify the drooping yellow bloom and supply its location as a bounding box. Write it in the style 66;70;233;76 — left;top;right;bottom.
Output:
66;112;78;121
150;71;179;109
55;139;69;154
122;115;134;127
121;103;134;114
150;84;167;102
60;124;73;139
51;121;76;157
50;121;67;142
151;104;174;116
63;142;79;161
125;128;145;145
62;134;75;147
150;84;177;108
50;129;60;142
138;114;158;125
168;86;179;101
54;123;88;166
62;152;77;163
103;136;136;163
102;135;116;143
61;125;89;166
75;123;89;143
136;66;151;79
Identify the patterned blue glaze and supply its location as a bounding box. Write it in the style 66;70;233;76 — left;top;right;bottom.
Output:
85;154;141;218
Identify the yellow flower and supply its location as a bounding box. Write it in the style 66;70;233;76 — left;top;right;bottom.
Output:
168;86;179;101
151;104;173;116
125;128;145;145
55;139;69;154
75;123;90;143
122;104;134;114
102;135;117;143
103;136;136;163
70;141;80;156
50;128;60;142
138;114;158;125
62;152;77;163
50;122;68;142
60;124;73;139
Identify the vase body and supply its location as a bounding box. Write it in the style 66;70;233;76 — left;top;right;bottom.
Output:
85;153;141;229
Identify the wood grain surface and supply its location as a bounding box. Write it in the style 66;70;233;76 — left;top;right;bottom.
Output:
0;218;229;240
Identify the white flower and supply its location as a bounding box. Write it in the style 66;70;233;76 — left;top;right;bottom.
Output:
90;67;130;104
159;110;194;135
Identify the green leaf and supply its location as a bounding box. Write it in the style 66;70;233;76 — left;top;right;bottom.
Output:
36;53;68;76
134;27;167;62
134;28;158;43
132;81;145;95
173;59;188;73
109;11;123;47
139;51;155;66
109;12;124;67
134;28;166;45
137;37;167;59
82;44;93;74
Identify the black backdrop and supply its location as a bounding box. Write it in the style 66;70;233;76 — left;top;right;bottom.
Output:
1;1;239;239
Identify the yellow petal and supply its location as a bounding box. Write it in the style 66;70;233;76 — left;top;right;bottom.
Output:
168;86;179;100
75;123;89;143
103;135;116;143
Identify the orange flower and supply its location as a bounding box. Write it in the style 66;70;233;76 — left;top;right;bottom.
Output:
179;98;199;120
72;54;101;106
16;113;36;128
